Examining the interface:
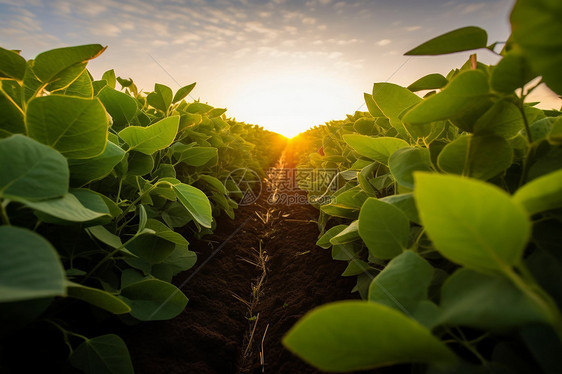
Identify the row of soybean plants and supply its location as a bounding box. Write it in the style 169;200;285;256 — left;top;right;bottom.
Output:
284;0;562;372
0;44;286;372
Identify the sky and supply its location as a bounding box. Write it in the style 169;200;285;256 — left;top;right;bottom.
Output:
1;0;560;137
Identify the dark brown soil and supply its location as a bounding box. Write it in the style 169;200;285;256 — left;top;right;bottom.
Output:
120;152;364;373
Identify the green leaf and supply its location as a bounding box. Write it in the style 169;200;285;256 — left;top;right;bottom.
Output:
363;93;384;117
14;193;108;222
343;134;409;164
513;169;562;215
69;141;125;184
0;47;27;81
0;226;66;302
26;96;108;159
69;334;134;374
405;26;487;55
119;115;179;155
408;74;448;92
65;281;131;314
126;151;154;176
120;279;188;321
403;70;490;128
437;134;513;180
510;0;562;95
316;225;347;249
102;69;116;89
173;183;213;228
126;232;176;265
147;83;173;112
283;301;456;372
330;221;359;245
414;173;531;273
174;146;217;166
57;69;94;98
358;198;409;259
45;62;87;93
172;82;196;103
33;44;105;83
372;82;422;138
473;100;524;138
389;147;433;189
491;50;535;93
438;269;548;330
368;251;434;312
380;193;421;225
0;134;68;200
0;81;25;135
197;175;228;194
97;86;137;130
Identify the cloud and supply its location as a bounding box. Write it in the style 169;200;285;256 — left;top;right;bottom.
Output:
460;2;486;14
406;26;421;32
302;17;316;25
377;39;391;46
90;23;121;37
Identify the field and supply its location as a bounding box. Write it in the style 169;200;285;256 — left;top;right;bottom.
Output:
1;0;562;373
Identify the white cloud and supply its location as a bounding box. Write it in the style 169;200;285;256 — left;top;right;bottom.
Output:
460;2;486;14
90;23;121;37
406;26;421;32
302;17;316;25
377;39;391;46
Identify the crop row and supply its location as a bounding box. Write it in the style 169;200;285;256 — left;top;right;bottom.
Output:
285;0;562;372
0;45;285;372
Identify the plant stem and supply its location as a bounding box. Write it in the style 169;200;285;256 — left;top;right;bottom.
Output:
81;234;138;282
46;320;88;356
1;200;11;225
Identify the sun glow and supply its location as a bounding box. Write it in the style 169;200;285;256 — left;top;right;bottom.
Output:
227;68;360;138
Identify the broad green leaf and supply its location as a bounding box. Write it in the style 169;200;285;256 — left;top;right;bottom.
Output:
380;193;420;225
0;134;68;200
473;100;524;138
120;279;188;321
414;173;531;273
408;74;448;92
14;193;108;222
333;186;368;210
405;26;487;55
197;175;227;194
0;226;66;302
27;96;108;159
97;86;137;129
172;82;196;103
372;82;421;138
33;44;105;83
330;221;359;245
45;62;87;93
438;269;548;330
126;151;154;176
0;47;27;81
358;198;409;259
69;334;134;374
119;116;179;155
173;183;213;228
403;70;490;128
102;69;116;89
511;0;562;95
343;134;409;164
513;169;562;215
316;225;347;249
389;147;432;189
341;259;369;277
283;301;456;372
126;232;176;264
0;81;25;135
57;68;94;98
491;50;535;93
69;141;125;184
145;218;189;248
363;93;384;117
65;281;131;314
147;83;173;112
548;117;562;145
175;146;218;166
437;135;513;180
368;251;434;313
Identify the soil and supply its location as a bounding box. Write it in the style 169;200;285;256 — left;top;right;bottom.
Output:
119;150;371;374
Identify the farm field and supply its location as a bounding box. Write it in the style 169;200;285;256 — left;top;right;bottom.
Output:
1;0;562;373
